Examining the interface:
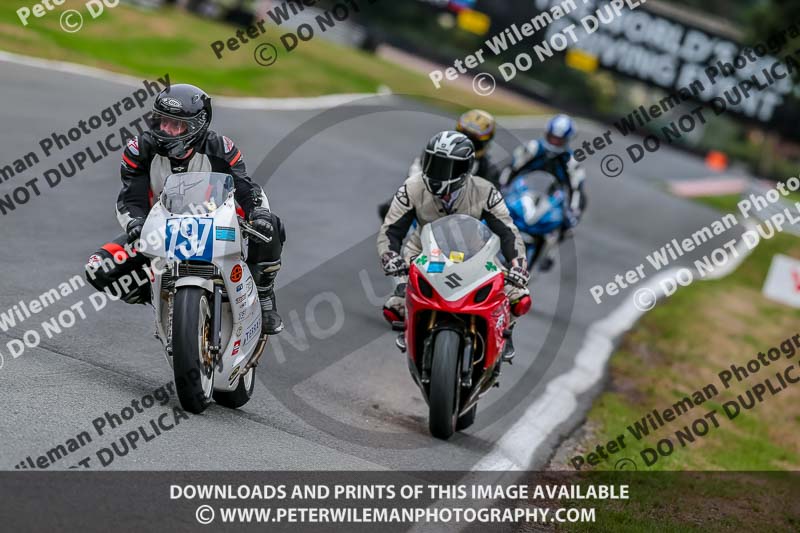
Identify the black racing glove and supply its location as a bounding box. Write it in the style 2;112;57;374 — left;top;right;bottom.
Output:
381;251;408;276
249;206;274;240
126;217;145;243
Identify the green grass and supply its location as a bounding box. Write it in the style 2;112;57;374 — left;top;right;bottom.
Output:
559;195;800;530
0;1;541;115
693;194;742;214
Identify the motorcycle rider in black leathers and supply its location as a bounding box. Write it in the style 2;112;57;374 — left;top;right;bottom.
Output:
84;83;285;335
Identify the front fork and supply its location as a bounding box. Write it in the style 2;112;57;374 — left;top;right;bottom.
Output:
421;314;479;389
210;282;223;358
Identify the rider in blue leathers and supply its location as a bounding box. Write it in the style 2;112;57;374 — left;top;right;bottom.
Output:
500;115;586;242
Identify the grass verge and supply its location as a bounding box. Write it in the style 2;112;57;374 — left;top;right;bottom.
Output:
0;1;539;115
558;194;800;531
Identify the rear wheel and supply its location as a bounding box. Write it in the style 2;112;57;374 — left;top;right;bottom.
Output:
429;330;461;439
213;366;256;409
172;287;214;414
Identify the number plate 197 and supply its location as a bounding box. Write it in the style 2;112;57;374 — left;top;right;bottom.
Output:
165;218;214;261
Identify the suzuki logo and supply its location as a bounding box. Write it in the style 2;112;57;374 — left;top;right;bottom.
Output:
444;273;463;289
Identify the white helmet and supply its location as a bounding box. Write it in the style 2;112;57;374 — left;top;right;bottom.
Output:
542;114;575;154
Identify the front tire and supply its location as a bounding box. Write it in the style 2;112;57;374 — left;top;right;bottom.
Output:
429;330;461;439
172;287;214;414
213;366;256;409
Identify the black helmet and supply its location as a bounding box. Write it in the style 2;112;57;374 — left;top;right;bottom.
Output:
456;109;496;158
149;84;212;158
421;131;475;197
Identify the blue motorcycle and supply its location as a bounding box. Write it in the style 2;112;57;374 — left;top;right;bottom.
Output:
503;171;566;273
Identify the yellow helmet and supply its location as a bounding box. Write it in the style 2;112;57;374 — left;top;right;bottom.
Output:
456;109;496;157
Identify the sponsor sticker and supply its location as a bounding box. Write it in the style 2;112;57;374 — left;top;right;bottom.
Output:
427;261;445;274
235;293;247;305
216;226;236;242
244;319;261;345
245;278;254;295
161;97;182;109
230;264;243;283
232;340;241;356
228;366;240;384
495;311;506;337
87;254;102;268
415;255;428;266
236;283;244;293
449;251;465;263
485;261;498;272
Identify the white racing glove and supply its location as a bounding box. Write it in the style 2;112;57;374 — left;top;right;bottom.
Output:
381;251;408;277
505;257;530;290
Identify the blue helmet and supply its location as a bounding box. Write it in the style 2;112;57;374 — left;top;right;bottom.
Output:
543;114;575;154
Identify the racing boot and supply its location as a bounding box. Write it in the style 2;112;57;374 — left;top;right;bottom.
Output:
382;282;407;331
251;261;284;335
538;255;554;272
501;322;516;363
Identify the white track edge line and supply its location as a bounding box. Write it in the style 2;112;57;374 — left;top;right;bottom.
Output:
472;219;759;471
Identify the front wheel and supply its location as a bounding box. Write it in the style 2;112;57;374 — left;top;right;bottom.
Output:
172;287;214;414
213;366;256;409
429;329;461;439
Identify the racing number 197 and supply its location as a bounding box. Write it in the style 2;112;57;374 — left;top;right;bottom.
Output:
166;217;213;261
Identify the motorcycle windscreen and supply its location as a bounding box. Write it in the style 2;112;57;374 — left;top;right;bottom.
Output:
519;170;560;197
427;214;494;263
161;171;234;215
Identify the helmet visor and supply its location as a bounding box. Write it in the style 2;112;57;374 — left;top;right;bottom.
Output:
546;133;567;148
421;152;471;196
422;152;471;181
150;110;207;142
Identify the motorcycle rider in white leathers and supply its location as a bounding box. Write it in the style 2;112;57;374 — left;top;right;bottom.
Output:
377;131;532;361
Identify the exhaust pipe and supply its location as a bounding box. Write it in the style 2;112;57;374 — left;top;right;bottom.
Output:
241;334;269;376
458;370;498;417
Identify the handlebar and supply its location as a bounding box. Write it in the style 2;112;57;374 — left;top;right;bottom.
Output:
238;217;273;244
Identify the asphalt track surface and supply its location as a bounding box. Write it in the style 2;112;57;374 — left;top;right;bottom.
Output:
0;60;746;471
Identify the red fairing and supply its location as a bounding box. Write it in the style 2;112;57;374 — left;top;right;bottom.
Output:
405;264;510;370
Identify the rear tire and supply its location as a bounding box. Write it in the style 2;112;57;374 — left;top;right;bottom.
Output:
429;330;461;440
172;287;214;414
213;366;256;409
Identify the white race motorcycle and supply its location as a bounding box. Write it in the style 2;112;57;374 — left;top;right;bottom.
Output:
140;171;271;414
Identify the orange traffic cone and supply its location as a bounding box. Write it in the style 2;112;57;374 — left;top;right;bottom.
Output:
705;151;728;172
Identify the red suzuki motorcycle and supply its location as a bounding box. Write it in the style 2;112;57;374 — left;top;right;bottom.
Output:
396;215;525;439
